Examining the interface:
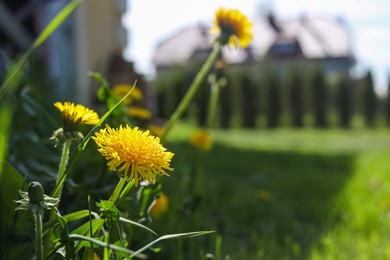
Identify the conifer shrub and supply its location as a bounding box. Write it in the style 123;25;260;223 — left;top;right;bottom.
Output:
286;68;304;128
336;75;352;128
264;69;280;128
239;71;258;128
360;71;377;127
309;66;328;128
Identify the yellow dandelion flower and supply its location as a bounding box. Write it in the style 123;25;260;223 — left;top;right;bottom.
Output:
148;124;165;138
128;106;152;120
212;7;253;48
189;129;213;151
256;190;272;202
149;192;169;219
112;84;143;105
54;102;99;130
215;59;226;70
92;125;174;187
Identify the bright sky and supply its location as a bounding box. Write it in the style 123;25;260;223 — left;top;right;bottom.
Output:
123;0;390;95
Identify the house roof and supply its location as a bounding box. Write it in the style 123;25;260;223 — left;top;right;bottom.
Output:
152;24;213;67
152;14;354;67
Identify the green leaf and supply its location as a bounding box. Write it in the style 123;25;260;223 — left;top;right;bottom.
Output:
72;218;105;253
54;211;76;259
71;218;105;237
96;200;120;223
63;210;99;222
55;210;68;230
69;234;147;259
130;231;215;258
0;161;26;226
0;101;12;168
88;71;110;91
97;86;108;101
139;186;153;218
0;161;30;259
117;179;134;204
150;247;161;253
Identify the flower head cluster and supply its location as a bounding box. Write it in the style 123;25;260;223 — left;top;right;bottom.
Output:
256;189;272;202
147;124;165;138
128;107;152;120
112;84;143;105
189;129;213;151
92;125;174;187
54;102;99;130
212;7;253;48
149;192;169;219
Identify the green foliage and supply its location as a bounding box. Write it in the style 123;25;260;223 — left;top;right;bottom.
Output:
386;75;390;126
264;69;280;128
154;66;186;119
360;70;377;127
336;76;352;128
286;68;304;128
195;79;209;127
1;13;212;260
0;161;32;260
309;66;328;128
3;1;390;259
219;75;233;128
163;124;390;259
239;72;258;128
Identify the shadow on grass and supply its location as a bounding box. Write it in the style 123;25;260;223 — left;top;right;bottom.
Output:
156;141;356;259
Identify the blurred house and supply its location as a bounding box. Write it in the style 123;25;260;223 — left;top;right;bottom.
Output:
152;13;355;80
0;0;143;105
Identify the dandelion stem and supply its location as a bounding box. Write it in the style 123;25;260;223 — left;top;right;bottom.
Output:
117;180;134;204
109;177;127;204
206;81;221;128
55;138;72;198
44;138;72;252
162;44;222;140
35;208;44;260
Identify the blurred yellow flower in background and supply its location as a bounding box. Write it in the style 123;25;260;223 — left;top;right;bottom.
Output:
112;84;143;105
256;189;272;202
189;129;213;151
148;124;165;138
128;106;152;120
54;102;99;128
93;125;174;187
149;192;169;219
212;7;253;48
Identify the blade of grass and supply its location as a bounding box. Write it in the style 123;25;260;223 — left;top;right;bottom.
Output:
119;217;158;236
88;195;94;260
130;231;215;258
69;234;147;259
215;233;222;260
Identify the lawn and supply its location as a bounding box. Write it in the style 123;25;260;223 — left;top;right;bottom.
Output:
150;124;390;259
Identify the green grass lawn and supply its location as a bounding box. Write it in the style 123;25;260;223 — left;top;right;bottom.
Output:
151;124;390;259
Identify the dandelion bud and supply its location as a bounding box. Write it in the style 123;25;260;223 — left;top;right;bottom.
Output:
28;182;45;205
